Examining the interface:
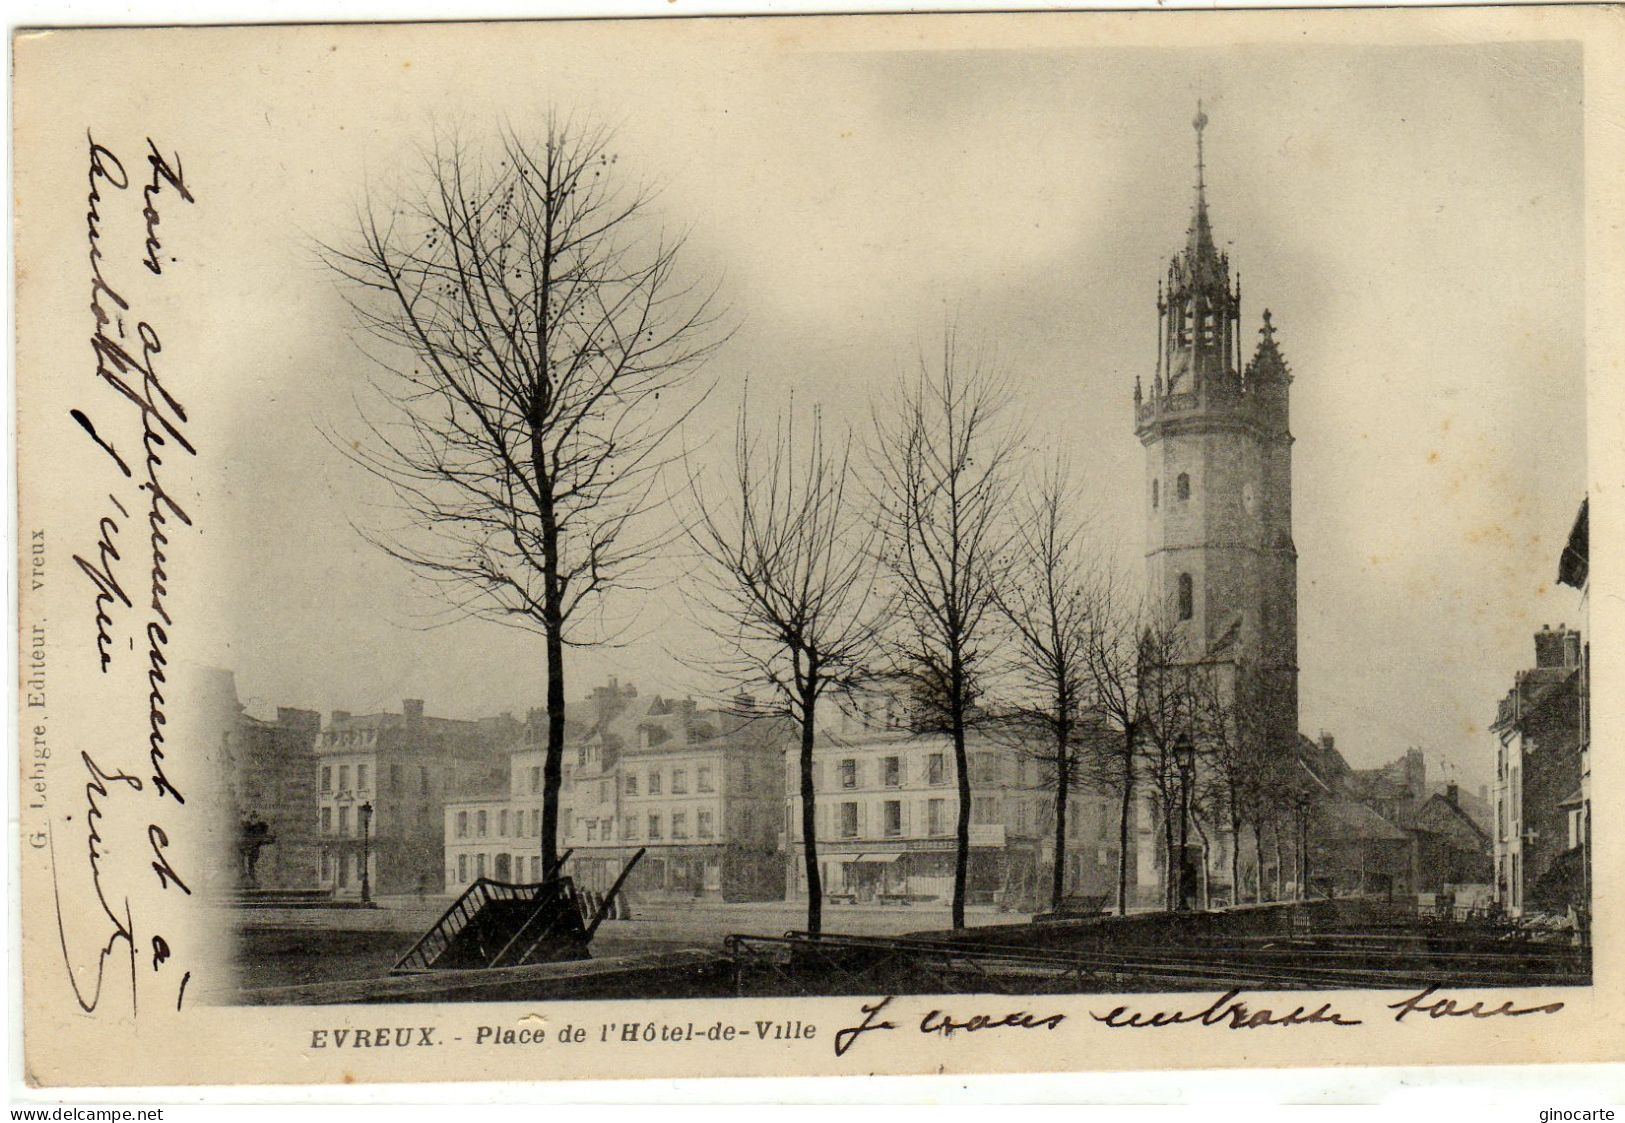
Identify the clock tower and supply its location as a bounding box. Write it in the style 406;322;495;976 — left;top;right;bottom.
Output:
1134;104;1299;767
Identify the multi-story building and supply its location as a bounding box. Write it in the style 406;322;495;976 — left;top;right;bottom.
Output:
782;706;1126;909
1557;497;1590;918
443;680;787;902
1491;625;1585;917
316;699;510;898
203;667;323;891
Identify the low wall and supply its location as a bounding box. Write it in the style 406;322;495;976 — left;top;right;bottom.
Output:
904;896;1417;951
238;948;733;1005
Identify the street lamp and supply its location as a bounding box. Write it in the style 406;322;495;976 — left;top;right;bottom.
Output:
359;800;373;905
1176;733;1195;912
1293;792;1310;901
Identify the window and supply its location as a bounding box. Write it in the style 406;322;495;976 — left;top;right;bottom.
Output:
972;796;998;824
321;766;332;792
625;815;639;839
673;769;688;794
741;807;754;836
1016;801;1029;832
698;810;714;838
884;756;901;787
477;810;488;838
928;754;946;785
530;766;541;793
1176;472;1190;501
841;802;859;838
420;767;429;795
476;853;486;879
499;809;509;837
586;819;598;842
357;764;369;791
884;801;902;836
625;773;639;796
534;810;543;837
321;806;332;834
599;780;609;803
648;814;662;840
649;771;662;795
1178;573;1194;621
840;759;857;789
672;812;688;839
928;798;946;836
390;764;401;790
338;765;351;790
338;805;350;836
458;854;468;882
456;810;468;839
1152;479;1159;509
697;766;713;793
602;817;613;840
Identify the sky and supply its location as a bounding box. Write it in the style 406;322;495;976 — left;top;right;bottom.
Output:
175;23;1585;794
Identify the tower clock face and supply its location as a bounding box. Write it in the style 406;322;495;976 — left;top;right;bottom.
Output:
1243;483;1258;515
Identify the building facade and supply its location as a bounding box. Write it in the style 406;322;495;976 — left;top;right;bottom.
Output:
1492;626;1586;917
443;681;787;903
781;708;1127;910
316;699;510;898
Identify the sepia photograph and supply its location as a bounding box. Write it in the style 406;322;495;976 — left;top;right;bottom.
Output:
11;6;1622;1090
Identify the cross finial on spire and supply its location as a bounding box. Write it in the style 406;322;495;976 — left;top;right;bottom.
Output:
1261;308;1275;338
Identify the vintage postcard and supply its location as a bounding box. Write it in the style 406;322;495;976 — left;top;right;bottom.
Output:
13;7;1624;1090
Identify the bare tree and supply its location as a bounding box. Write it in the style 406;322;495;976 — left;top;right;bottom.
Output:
871;333;1021;929
1084;582;1193;914
321;116;725;876
1192;662;1273;905
686;397;882;935
993;459;1098;913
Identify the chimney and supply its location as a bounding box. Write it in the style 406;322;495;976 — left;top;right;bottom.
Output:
1445;782;1460;807
330;710;351;727
1319;732;1335;756
403;699;424;727
1534;624;1565;669
1563;629;1582;668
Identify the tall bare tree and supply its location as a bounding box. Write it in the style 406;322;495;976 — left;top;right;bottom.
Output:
686;398;882;935
321;116;725;877
871;333;1021;929
1193;663;1266;905
1084;584;1191;914
993;459;1097;913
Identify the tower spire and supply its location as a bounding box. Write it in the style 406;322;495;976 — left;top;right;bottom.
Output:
1189;100;1214;258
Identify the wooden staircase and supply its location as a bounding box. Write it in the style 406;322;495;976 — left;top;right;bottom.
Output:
392;877;590;973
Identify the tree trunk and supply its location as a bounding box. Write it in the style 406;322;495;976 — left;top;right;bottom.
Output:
1051;735;1069;913
952;700;970;930
1230;807;1242;910
1163;791;1177;911
1252;822;1266;903
800;683;822;937
1116;726;1134;915
537;462;566;878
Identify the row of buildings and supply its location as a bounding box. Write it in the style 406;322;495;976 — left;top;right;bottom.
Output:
217;671;1126;908
218;661;1495;913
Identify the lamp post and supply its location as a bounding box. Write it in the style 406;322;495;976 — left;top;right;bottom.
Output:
1293;792;1309;901
359;800;373;905
1176;733;1195;912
